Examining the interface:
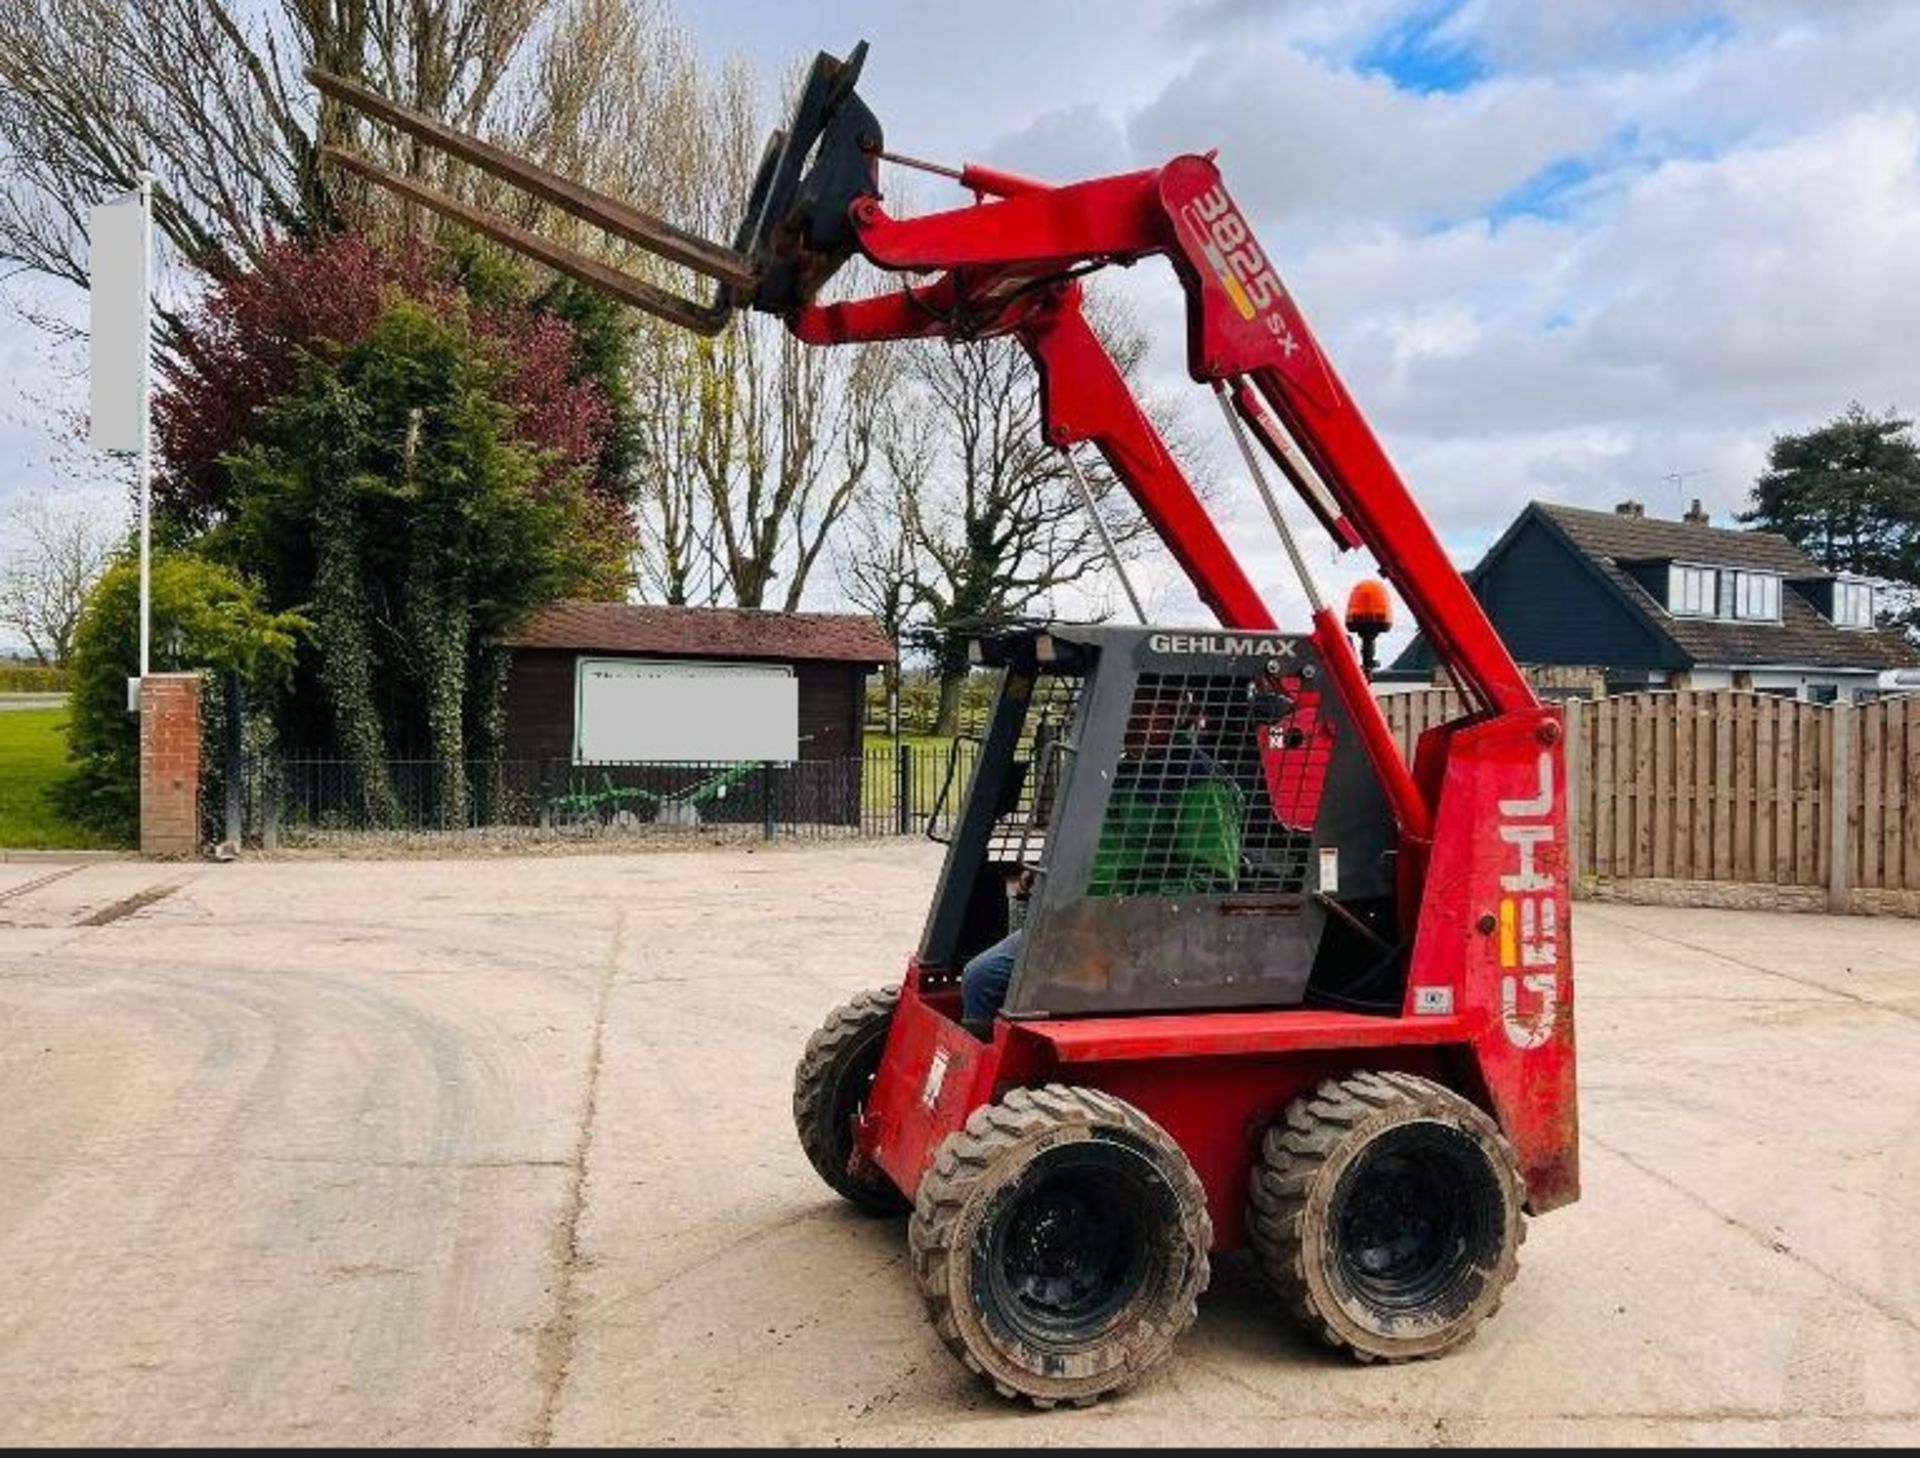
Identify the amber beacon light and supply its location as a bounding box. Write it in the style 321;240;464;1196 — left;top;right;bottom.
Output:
1345;579;1394;677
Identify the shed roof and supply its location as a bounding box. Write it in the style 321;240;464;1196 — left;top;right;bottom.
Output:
499;601;896;665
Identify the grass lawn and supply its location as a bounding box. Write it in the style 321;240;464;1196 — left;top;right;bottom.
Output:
858;731;980;827
861;730;957;757
0;706;127;850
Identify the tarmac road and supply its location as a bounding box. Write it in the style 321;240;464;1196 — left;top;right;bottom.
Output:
1;845;1917;1445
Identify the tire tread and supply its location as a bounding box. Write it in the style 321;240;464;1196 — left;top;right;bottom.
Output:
908;1083;1211;1407
1245;1072;1524;1362
792;987;910;1214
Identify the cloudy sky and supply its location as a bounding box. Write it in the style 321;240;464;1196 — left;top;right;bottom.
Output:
6;0;1920;645
682;0;1920;633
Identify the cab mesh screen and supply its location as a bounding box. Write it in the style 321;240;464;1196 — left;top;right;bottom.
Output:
1085;672;1331;897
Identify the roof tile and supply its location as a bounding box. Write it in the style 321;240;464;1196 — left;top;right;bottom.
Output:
1539;502;1817;574
498;602;896;665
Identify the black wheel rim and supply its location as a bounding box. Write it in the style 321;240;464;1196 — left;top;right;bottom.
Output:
828;1034;887;1173
1328;1121;1503;1320
977;1142;1171;1349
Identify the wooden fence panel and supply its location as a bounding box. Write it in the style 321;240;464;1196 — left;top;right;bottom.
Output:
1860;700;1884;888
1672;691;1695;879
1793;702;1816;885
1690;695;1714;878
1894;696;1912;890
1634;698;1656;876
1549;691;1843;890
1753;695;1773;881
1907;697;1920;891
1652;700;1673;878
1378;689;1465;766
1732;695;1753;882
1810;698;1828;886
1594;697;1616;876
1720;703;1751;883
1856;695;1920;892
1372;686;1916;903
1772;696;1795;884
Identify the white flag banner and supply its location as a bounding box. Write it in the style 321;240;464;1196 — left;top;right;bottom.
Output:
89;194;146;453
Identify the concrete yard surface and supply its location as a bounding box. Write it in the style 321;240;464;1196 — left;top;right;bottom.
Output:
2;845;1918;1445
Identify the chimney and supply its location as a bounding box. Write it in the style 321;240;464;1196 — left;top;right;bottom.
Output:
1683;498;1710;526
1614;499;1644;518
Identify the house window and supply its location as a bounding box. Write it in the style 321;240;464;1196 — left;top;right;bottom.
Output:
1732;571;1780;621
1671;565;1717;616
1834;580;1874;629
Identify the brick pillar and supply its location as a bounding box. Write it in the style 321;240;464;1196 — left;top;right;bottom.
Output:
139;673;202;858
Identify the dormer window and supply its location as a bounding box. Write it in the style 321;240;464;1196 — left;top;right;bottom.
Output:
1667;564;1781;621
1834;579;1874;629
1671;564;1717;616
1731;571;1780;621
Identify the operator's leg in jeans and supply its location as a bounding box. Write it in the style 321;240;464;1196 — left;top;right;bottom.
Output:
962;929;1024;1025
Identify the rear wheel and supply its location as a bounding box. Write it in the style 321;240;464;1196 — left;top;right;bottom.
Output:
792;987;910;1214
909;1085;1210;1408
1247;1071;1523;1361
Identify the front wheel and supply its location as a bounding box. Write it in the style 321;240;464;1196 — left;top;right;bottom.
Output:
1247;1071;1524;1361
792;987;910;1214
908;1085;1211;1408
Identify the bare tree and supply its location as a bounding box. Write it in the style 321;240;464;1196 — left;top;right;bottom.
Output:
0;491;121;664
628;299;889;612
697;316;888;610
0;0;888;616
836;404;927;709
608;55;892;612
628;325;723;605
0;0;577;302
505;0;710;241
876;298;1172;733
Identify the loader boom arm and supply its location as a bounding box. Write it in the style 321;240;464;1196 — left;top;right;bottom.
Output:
798;160;1535;722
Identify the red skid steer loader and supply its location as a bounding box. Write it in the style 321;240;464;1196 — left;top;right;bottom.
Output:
315;41;1578;1407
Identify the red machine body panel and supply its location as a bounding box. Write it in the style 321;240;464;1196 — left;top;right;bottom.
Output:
1256;681;1332;828
1406;707;1581;1210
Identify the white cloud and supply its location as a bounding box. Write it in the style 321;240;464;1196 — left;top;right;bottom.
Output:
1127;41;1608;231
985;104;1133;186
1279;108;1920;449
1167;0;1422;53
1585;111;1920;392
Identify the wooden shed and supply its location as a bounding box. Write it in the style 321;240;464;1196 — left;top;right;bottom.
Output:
497;601;895;767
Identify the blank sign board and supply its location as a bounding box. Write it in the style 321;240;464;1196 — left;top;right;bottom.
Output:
89;196;146;453
574;658;798;763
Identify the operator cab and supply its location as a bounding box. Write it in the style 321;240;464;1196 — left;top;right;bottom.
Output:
920;622;1403;1023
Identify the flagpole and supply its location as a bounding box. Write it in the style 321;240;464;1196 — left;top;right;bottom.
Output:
136;169;155;679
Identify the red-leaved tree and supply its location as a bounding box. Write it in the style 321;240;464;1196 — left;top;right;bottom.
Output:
155;235;434;529
156;232;630;538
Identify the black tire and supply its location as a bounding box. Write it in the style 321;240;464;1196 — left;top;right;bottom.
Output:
792;987;911;1215
1247;1070;1524;1362
908;1085;1211;1408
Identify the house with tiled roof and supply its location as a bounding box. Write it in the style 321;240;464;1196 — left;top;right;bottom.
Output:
1391;499;1919;702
